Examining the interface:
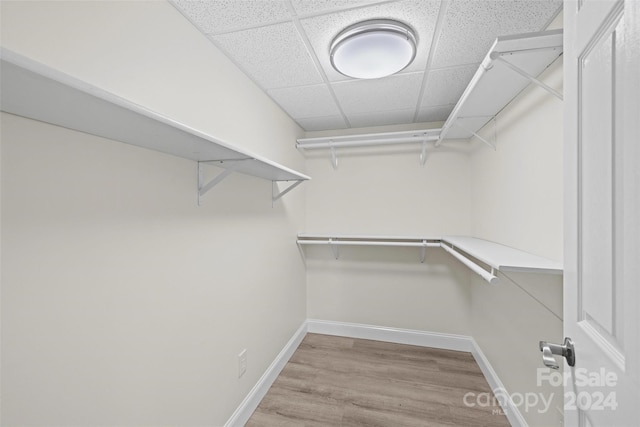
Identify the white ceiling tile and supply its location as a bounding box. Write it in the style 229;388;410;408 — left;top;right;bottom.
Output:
296;115;348;131
211;22;323;89
300;0;441;82
291;0;382;17
416;104;455;123
347;109;415;128
431;0;562;68
332;72;423;115
171;0;291;34
268;84;341;118
421;64;477;107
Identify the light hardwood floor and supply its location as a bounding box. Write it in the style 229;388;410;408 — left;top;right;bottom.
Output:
247;333;510;426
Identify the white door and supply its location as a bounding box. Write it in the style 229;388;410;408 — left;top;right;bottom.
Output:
563;0;640;425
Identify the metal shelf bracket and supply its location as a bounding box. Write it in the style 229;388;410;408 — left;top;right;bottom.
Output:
198;160;248;205
330;143;338;170
329;238;340;259
272;180;304;202
453;119;497;150
419;138;429;166
421;240;427;263
492;53;563;101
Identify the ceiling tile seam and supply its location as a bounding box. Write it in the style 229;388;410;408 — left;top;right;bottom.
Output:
292;0;402;20
412;0;451;123
285;0;352;128
202;17;294;36
200;0;403;37
428;62;482;72
329;71;425;89
203;35;311;128
295;113;349;121
420;102;456;110
346;106;422;116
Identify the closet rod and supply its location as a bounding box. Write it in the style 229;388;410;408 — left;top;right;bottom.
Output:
297;240;441;248
297;135;440;150
441;243;499;284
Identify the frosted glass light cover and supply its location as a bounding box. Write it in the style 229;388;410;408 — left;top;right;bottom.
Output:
330;20;417;80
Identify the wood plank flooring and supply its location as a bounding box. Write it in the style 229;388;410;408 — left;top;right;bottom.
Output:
247;333;510;426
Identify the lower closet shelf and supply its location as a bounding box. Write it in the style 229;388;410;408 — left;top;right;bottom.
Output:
297;234;563;284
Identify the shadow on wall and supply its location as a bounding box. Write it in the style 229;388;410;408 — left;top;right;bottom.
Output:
471;270;563;427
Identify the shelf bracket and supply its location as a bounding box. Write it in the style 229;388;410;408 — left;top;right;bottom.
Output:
198;159;249;205
492;54;563;101
421;240;427;263
329;238;340;260
453;120;496;150
272;180;304;202
419;138;429;166
330;143;338;170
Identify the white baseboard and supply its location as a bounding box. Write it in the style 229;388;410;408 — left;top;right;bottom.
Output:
226;319;525;427
224;321;307;427
306;319;474;352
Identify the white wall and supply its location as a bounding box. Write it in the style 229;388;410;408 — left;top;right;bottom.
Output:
468;12;564;427
304;124;473;334
0;1;306;426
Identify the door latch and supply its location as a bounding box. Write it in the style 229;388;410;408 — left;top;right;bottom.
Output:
539;337;575;369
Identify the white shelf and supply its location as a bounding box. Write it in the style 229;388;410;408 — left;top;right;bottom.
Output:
441;236;563;275
297;129;442;168
299;234;563;284
297;233;441;241
297;129;441;150
297;234;441;264
0;48;310;198
437;29;563;144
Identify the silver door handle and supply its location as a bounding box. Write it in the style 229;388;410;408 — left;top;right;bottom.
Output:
539;337;576;369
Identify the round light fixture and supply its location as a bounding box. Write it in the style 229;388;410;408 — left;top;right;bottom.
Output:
330;19;417;79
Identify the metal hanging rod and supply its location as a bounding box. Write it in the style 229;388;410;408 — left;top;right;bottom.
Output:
297;129;442;169
297;239;441;248
440;243;499;285
297;237;441;263
297;133;441;150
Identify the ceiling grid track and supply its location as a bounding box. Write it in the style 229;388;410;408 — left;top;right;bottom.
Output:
169;0;564;132
412;0;450;123
284;0;352;128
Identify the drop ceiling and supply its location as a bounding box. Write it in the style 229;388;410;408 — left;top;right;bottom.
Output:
171;0;562;132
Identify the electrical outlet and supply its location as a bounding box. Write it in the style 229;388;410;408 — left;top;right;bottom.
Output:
238;349;247;378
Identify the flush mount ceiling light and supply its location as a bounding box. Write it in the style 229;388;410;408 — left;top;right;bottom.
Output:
330;19;417;79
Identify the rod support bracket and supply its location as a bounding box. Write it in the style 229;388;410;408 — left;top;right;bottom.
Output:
330;143;338;170
272;180;304;202
493;54;563;100
329;238;340;259
198;161;237;206
419;138;428;166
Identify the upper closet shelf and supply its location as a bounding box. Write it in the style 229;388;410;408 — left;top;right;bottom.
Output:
297;128;442;168
0;48;310;202
299;234;562;284
437;29;563;146
441;236;563;275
